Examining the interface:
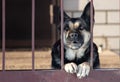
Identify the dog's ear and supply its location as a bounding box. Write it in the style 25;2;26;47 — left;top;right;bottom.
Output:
81;2;94;28
57;7;70;22
53;7;70;25
57;10;70;31
63;12;70;21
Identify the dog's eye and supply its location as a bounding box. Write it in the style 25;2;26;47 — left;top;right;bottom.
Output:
64;26;69;31
78;25;84;30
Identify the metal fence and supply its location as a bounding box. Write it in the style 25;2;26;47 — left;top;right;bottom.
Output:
1;0;95;71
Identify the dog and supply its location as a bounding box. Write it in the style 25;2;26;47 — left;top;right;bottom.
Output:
51;2;100;78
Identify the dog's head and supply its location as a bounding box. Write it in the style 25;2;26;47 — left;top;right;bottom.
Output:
62;2;94;50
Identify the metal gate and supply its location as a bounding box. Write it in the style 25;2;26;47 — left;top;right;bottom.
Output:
0;0;120;82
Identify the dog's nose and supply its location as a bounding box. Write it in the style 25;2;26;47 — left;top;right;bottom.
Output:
70;33;78;39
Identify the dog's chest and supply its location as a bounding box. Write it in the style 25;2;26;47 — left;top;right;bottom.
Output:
65;48;84;60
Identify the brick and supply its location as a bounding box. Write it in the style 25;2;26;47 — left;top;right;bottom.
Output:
73;12;82;17
63;0;79;11
64;0;89;11
66;12;72;17
93;38;106;49
108;11;120;23
108;38;120;49
93;0;119;10
95;11;106;24
93;25;120;36
94;38;120;50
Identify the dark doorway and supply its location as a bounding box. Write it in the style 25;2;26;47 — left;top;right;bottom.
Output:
0;0;52;49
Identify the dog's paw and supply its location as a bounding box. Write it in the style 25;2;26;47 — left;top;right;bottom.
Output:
64;63;77;73
76;62;90;79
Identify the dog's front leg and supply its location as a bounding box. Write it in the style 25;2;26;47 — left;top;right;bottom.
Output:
77;62;90;79
64;62;78;74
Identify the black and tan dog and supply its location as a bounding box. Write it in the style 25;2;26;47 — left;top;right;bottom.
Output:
51;2;100;78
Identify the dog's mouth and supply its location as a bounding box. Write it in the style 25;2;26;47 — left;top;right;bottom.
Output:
64;31;84;49
71;42;83;49
65;39;84;50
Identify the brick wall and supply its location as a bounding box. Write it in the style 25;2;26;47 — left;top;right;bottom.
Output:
63;0;120;54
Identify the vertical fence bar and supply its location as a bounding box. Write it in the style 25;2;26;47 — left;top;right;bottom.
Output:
60;0;64;69
32;0;35;71
119;0;120;59
2;0;6;71
90;0;94;69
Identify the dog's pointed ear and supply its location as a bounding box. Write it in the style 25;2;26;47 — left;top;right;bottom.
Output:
57;8;70;30
81;2;94;27
63;12;70;21
58;8;70;22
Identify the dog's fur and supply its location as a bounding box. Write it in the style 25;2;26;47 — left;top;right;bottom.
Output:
51;2;100;78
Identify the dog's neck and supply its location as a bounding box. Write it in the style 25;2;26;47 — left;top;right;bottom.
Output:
65;44;89;61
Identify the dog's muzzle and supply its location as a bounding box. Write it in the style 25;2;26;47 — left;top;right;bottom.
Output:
69;32;79;43
65;32;84;49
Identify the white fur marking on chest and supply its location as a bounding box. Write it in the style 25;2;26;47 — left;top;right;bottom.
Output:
65;48;76;60
65;48;85;60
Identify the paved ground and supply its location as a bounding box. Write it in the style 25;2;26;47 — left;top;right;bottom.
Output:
0;50;120;70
